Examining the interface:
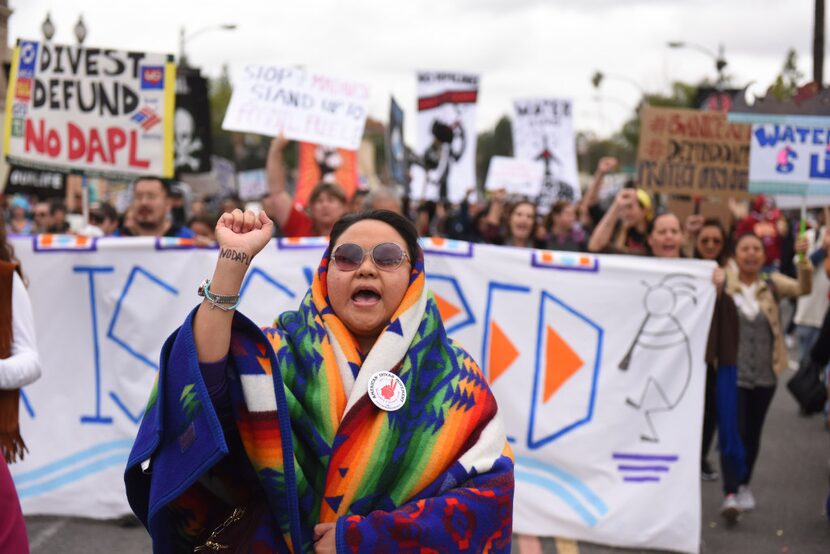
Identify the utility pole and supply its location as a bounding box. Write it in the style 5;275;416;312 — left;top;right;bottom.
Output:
815;0;825;87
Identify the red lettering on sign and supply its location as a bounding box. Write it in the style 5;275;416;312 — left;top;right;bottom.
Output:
128;130;150;169
24;119;61;157
24;119;45;153
68;123;85;160
143;68;163;84
107;128;127;162
86;128;109;164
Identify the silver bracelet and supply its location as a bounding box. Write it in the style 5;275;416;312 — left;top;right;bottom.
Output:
198;279;241;311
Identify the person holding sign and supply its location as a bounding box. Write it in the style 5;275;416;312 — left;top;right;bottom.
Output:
125;209;514;552
266;136;348;237
724;232;812;517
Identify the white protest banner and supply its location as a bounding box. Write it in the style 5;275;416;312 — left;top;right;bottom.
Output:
485;156;544;197
237;168;268;200
11;236;713;553
513;98;581;211
749;115;830;195
3;40;175;178
222;65;370;150
410;71;479;203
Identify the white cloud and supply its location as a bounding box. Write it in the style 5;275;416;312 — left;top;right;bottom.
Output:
8;0;819;143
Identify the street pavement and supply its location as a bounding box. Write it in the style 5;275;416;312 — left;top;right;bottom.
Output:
24;377;830;554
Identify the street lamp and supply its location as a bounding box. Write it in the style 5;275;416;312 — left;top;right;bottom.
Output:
668;41;729;110
74;15;88;45
41;12;55;41
591;70;645;95
667;41;727;89
179;23;238;68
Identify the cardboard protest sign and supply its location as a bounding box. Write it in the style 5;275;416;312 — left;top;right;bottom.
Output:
3;40;175;178
222;65;370;151
295;141;359;207
512;98;581;211
387;97;408;189
174;67;212;174
748;115;830;196
636;106;751;198
410;71;479;203
5;164;66;198
484;156;544;197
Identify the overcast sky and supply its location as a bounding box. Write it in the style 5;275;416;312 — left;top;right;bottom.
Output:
7;0;820;144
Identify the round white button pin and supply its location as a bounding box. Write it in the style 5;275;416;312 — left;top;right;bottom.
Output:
368;371;407;411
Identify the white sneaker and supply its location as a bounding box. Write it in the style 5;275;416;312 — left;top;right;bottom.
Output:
721;494;740;525
736;485;756;511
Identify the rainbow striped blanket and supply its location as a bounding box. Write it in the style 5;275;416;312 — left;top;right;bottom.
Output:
125;252;514;553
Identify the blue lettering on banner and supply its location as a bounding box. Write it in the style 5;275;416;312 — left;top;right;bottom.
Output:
425;274;476;334
106;266;178;371
75;266;115;425
239;268;297;300
810;148;830;179
482;281;532;445
20;389;35;419
528;291;604;449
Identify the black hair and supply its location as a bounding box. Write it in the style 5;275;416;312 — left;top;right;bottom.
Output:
48;198;67;215
91;201;119;222
133;176;172;196
328;210;420;265
693;218;731;266
735;231;764;249
646;210;679;236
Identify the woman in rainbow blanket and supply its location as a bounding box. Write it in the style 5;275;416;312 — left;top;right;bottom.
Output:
125;209;514;553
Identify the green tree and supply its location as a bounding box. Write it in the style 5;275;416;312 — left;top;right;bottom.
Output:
618;81;698;154
476;115;513;188
769;48;805;100
208;65;234;161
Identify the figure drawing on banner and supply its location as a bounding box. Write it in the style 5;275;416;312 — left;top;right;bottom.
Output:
295;142;358;206
513;98;581;212
619;273;698;442
411;71;479;204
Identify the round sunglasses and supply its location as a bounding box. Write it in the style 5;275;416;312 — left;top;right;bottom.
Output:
331;242;409;272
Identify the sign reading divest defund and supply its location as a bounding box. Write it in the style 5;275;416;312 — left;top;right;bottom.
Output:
3;40;175;177
636;106;752;198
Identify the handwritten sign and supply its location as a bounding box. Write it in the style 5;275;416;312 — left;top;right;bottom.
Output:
636;106;752;198
237;168;268;201
410;71;479;203
3;39;175;177
222;65;370;151
484;156;544;196
512;98;580;209
748;115;830;195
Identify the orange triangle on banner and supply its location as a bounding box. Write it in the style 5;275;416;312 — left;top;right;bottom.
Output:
434;293;462;322
544;326;584;403
488;321;520;384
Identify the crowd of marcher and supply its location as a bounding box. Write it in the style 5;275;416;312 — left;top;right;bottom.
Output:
2;138;830;551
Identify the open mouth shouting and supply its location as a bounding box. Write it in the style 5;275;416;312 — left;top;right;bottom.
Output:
351;284;382;307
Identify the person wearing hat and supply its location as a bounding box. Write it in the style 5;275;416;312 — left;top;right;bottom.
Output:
5;196;33;236
587;184;653;255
